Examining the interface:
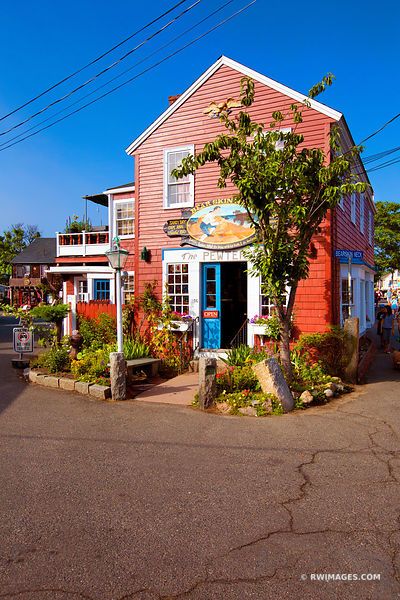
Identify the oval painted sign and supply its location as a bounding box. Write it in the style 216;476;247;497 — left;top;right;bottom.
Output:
186;203;256;250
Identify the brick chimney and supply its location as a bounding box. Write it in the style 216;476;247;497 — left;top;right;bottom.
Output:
168;94;181;106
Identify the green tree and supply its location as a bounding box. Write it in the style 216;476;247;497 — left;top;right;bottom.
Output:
374;201;400;279
173;77;367;381
0;223;41;283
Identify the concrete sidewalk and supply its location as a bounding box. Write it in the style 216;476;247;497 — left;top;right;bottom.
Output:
134;371;198;405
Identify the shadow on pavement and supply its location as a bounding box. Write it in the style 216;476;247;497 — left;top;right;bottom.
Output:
0;317;29;416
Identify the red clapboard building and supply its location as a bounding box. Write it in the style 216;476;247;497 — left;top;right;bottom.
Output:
123;56;375;349
124;56;375;350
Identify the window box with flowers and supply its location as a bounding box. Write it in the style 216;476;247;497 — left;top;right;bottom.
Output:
157;312;194;332
249;315;281;340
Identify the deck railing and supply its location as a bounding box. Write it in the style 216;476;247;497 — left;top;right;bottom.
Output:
56;230;110;257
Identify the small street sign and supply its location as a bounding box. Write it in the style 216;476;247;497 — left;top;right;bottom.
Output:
13;328;34;353
334;249;364;260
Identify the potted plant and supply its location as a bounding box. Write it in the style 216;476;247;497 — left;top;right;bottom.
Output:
158;311;193;332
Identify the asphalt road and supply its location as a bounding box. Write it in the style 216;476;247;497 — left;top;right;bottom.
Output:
0;318;400;599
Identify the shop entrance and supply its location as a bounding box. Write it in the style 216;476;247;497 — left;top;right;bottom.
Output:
201;262;247;349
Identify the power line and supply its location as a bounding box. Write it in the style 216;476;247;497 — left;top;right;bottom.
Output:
359;112;400;145
0;0;191;123
0;0;200;137
0;1;256;153
363;145;400;164
0;0;235;150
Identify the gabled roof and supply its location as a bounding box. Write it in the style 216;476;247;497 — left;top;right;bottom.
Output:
11;238;56;264
126;56;343;155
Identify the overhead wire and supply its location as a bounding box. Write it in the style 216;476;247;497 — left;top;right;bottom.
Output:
0;0;201;137
0;0;191;123
0;1;256;152
0;0;235;150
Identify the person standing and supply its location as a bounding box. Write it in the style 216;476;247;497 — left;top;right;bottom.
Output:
382;305;396;353
376;305;387;348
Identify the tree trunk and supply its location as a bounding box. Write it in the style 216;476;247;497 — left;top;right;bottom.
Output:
279;318;293;382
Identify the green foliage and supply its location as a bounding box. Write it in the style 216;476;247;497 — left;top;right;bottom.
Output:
216;365;260;392
78;314;117;349
71;345;112;381
252;315;281;339
0;223;40;284
32;347;71;374
172;76;367;381
1;303;34;326
374;201;400;277
215;390;283;416
30;304;70;323
222;344;273;367
123;338;151;360
222;344;254;366
292;328;347;378
65;215;91;233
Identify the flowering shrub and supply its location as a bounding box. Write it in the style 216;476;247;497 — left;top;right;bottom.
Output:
216;390;283;416
71;345;112;381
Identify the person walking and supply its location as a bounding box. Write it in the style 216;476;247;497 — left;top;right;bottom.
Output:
382;305;396;353
376;305;387;349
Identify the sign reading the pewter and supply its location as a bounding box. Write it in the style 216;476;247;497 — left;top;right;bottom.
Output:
13;328;34;353
203;310;219;319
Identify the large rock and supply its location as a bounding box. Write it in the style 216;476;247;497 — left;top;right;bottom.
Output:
198;357;217;409
252;358;294;413
110;352;126;401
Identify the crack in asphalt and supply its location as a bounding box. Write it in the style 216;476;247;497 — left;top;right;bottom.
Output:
0;589;96;599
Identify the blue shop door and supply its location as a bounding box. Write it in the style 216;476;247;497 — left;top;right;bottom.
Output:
201;263;221;349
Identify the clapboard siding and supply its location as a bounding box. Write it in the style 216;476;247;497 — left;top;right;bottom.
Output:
129;61;373;336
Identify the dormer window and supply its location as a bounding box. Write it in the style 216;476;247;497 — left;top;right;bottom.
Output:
164;146;194;209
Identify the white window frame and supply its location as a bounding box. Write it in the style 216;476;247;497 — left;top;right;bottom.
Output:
113;198;135;238
350;192;357;224
368;209;373;245
123;272;135;304
164;145;194;209
77;279;89;303
359;193;365;233
340;277;355;325
166;263;190;314
339;195;344;210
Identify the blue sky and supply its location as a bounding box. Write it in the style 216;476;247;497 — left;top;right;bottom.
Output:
0;0;399;236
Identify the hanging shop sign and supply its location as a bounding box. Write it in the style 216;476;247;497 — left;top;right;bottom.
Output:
163;219;188;237
163;199;257;250
13;327;34;353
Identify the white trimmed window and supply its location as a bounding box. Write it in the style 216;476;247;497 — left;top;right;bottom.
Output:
115;200;134;237
339;195;344;210
341;278;354;324
350;193;357;224
359;193;365;233
260;278;288;316
164;146;194;209
368;210;373;245
167;263;189;313
123;273;135;304
77;279;88;302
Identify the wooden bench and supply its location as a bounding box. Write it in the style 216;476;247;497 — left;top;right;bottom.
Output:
126;358;161;378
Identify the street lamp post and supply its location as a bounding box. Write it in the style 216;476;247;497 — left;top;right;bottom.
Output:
106;237;129;400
